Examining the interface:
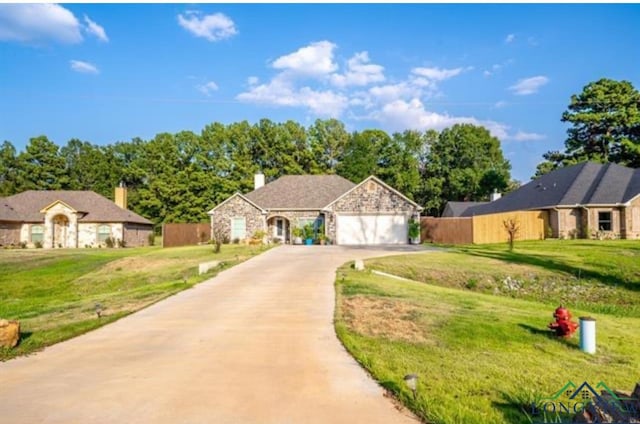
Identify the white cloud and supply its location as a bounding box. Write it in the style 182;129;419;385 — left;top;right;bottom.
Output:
483;70;492;78
509;75;549;95
374;98;509;140
272;41;337;76
83;15;108;42
0;4;83;44
411;66;468;81
330;51;385;87
177;11;237;42
70;60;99;74
505;34;515;43
237;75;348;117
197;81;219;96
237;40;509;137
511;131;546;141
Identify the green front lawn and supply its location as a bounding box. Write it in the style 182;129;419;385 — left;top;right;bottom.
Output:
0;244;266;360
335;240;640;423
367;240;640;317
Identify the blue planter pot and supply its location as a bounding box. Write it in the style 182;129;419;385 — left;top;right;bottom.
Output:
305;238;313;245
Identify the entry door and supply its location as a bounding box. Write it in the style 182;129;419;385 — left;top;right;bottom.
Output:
275;218;284;238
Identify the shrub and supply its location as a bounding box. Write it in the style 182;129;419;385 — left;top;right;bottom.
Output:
117;238;126;248
105;237;115;248
303;224;314;239
292;226;304;238
148;233;155;246
408;219;421;240
19;241;27;249
34;240;43;248
232;237;240;244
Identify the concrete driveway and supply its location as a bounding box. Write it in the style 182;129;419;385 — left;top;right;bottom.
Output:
0;245;424;424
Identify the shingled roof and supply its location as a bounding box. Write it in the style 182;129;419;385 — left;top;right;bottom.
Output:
452;162;640;217
0;191;152;225
244;175;356;209
442;201;488;217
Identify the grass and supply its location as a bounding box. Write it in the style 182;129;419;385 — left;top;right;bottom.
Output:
0;244;267;360
366;240;640;317
335;240;640;424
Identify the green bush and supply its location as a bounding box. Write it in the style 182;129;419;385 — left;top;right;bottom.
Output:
105;237;115;248
148;233;155;246
303;224;314;239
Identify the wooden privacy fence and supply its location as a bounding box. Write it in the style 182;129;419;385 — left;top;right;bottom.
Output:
421;210;548;245
421;217;473;244
162;223;210;248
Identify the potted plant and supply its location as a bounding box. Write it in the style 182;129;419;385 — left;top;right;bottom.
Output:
408;218;421;244
292;227;304;245
303;223;314;245
317;224;326;245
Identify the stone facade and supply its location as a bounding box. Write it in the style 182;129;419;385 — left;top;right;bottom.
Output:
42;202;79;248
329;179;417;214
210;195;265;242
0;222;21;246
210;177;420;245
326;178;419;242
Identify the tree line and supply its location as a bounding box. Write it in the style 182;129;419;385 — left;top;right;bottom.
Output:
0;120;511;223
3;78;636;225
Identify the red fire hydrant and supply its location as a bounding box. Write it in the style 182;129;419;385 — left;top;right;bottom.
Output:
548;305;578;338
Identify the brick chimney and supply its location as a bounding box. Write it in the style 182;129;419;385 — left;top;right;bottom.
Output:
115;183;128;209
254;173;265;190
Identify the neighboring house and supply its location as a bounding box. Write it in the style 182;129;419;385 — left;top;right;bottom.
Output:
441;201;488;218
444;162;640;239
0;187;153;248
208;174;421;245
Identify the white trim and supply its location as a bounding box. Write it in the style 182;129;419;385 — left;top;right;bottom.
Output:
39;199;78;214
324;175;422;210
207;193;265;215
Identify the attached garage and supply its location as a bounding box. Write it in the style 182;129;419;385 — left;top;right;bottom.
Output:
336;214;408;245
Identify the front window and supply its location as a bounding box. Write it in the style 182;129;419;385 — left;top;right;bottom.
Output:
31;225;44;243
98;225;111;242
598;212;612;231
231;217;246;240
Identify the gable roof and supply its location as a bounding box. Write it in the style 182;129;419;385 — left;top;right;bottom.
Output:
0;191;152;225
456;162;640;217
244;175;356;209
207;192;265;214
325;175;422;210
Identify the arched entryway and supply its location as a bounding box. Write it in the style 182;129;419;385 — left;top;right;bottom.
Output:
266;216;290;244
52;214;69;248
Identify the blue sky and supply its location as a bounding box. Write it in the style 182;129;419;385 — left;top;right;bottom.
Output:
1;3;639;182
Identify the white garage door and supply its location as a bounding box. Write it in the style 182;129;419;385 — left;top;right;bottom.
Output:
336;214;408;245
